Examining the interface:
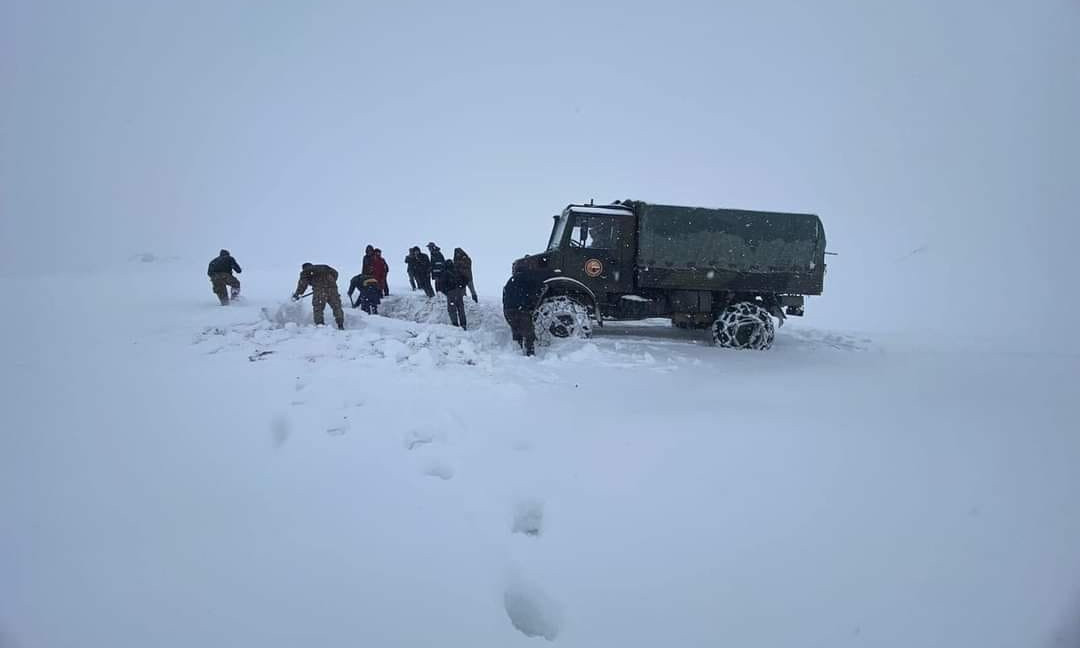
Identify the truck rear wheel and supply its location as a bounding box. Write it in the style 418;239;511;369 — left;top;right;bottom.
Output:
713;302;775;350
534;296;592;344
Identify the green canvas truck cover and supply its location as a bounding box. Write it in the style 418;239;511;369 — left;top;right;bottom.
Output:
633;202;826;294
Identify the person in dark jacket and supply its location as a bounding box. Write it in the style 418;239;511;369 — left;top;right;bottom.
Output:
292;263;345;329
453;247;478;302
412;247;434;297
207;249;242;305
348;274;382;314
404;248;419;291
427;243;446;286
502;270;549;356
372;248;390;296
436;259;468;330
361;245;375;276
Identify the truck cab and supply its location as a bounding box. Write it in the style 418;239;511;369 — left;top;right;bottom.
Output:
545;203;637;299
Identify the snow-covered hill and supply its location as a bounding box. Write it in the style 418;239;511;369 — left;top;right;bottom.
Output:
1;264;1078;647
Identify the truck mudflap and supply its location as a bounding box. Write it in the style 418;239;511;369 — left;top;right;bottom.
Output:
756;295;805;324
541;277;603;327
778;295;804;317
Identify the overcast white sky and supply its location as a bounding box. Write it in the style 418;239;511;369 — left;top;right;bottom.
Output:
2;0;1077;334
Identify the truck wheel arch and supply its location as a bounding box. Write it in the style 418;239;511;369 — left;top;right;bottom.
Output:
541;277;601;324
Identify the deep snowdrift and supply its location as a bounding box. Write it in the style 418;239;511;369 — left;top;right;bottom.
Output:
1;264;1078;648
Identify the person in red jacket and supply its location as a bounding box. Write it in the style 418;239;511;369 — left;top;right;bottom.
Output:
371;248;390;296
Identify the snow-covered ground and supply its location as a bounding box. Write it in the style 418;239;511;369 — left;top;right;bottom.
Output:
2;262;1078;647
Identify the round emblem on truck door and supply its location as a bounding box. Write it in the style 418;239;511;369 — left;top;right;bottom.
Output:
584;259;604;277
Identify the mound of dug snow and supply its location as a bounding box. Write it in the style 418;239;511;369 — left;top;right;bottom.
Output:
379;292;513;349
236;292;870;373
379;293;502;331
188;293;519;369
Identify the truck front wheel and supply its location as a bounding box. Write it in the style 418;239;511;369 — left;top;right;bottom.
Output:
534;296;593;344
712;302;775;350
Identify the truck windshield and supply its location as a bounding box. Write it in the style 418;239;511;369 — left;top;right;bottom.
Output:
548;214;569;250
568;215;616;249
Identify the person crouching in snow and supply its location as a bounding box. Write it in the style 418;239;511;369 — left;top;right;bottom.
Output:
348;274;382;314
292;263;345;329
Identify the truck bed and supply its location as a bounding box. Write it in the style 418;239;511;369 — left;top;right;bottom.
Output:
634;203;826;295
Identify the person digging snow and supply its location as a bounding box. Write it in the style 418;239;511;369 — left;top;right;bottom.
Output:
502;269;548;356
207;249;242;305
292;263;345;329
348;273;382;314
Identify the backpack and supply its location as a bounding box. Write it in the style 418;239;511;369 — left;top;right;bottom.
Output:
437;265;461;294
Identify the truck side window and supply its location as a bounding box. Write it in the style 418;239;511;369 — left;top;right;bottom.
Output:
569;216;615;249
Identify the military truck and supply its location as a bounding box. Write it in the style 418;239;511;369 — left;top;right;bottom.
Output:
510;200;826;349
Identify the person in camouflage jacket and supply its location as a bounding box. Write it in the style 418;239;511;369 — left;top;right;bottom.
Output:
292;263;345;329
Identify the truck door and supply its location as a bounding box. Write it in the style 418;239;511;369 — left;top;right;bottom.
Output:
562;211;635;299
